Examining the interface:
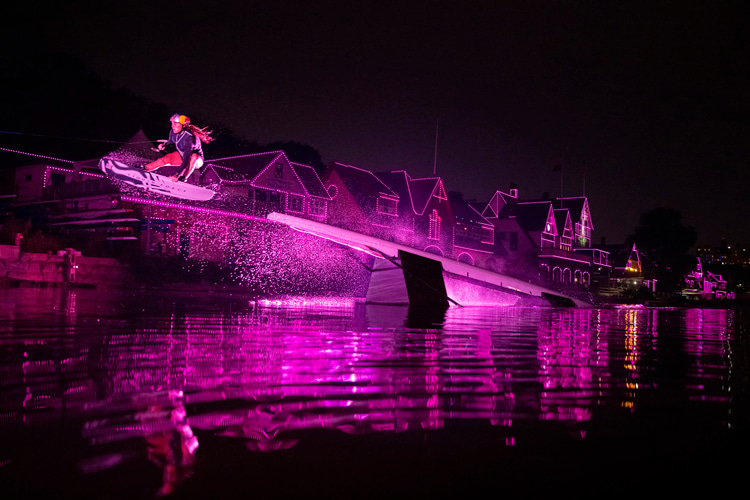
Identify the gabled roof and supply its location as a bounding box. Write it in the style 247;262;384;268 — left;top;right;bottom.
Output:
204;151;327;199
92;130;161;169
408;177;446;215
375;170;410;197
375;170;416;216
208;151;286;184
553;208;572;236
626;243;642;272
552;196;593;228
481;190;518;219
290;162;330;199
328;162;399;199
452;197;493;227
113;129;157;159
201;163;236;182
513;201;554;233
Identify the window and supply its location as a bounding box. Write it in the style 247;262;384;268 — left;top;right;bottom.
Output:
428;210;441;240
309;198;326;216
50;173;65;186
274;162;283;178
510;232;518;251
542;232;555;248
377;196;397;215
480;227;493;244
269;191;282;204
560;235;572;252
575;222;591;247
289;195;304;213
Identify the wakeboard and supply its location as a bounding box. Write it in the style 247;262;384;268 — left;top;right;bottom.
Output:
99;157;215;201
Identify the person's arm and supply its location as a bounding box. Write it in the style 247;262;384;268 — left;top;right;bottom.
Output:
162;130;179;151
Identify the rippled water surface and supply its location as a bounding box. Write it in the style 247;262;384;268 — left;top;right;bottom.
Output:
1;287;748;498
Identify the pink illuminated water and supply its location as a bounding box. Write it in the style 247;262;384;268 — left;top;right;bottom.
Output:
0;287;747;498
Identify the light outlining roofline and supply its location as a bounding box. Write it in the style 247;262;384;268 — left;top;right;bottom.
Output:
44;165;104;188
332;162;400;198
0;146;75;164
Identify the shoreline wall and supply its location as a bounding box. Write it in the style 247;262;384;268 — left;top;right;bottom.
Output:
0;244;130;286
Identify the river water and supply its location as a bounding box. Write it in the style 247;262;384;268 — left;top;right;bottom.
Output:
1;286;748;498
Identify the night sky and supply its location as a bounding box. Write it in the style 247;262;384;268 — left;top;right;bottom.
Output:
5;1;750;246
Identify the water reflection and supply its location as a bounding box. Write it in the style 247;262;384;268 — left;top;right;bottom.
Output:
537;308;608;422
0;288;744;496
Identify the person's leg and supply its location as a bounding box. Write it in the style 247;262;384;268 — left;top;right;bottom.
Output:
171;154;203;182
145;152;182;171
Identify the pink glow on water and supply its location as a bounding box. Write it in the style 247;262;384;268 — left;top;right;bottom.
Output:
537;308;610;421
2;284;739;499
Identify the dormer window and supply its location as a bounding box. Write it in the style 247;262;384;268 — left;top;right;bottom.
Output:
542;217;555;248
560;235;572;251
575;222;591;247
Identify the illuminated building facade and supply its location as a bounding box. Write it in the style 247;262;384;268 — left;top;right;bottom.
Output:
201;151;331;220
697;241;750;267
8;130;608;292
321;162;402;239
480;189;608;290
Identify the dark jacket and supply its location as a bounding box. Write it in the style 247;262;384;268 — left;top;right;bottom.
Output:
166;129;203;171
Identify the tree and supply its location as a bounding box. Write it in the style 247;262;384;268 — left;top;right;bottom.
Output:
0;52;273;165
627;207;697;293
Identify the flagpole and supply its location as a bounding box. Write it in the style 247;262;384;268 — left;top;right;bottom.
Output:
582;160;586;196
433;119;439;176
560;156;563;199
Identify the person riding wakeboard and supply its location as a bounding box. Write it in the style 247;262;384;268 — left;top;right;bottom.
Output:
145;114;213;182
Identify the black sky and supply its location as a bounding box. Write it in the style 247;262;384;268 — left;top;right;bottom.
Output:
5;1;750;246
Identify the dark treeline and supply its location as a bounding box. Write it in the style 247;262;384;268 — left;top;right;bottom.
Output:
626;207;697;293
0;52;325;174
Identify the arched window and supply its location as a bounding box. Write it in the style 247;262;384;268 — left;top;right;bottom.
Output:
552;267;562;283
428;209;441;240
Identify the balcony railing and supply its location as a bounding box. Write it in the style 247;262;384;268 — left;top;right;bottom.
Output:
573;248;611;267
537;247;592;264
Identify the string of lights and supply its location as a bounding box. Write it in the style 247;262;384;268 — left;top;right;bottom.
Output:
0;146;74;164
